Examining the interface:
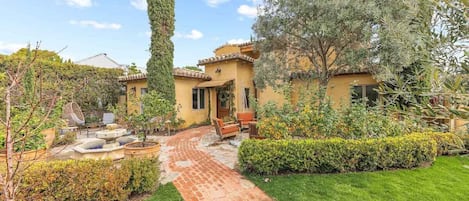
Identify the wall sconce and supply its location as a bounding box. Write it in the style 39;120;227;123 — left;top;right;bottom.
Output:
215;67;221;73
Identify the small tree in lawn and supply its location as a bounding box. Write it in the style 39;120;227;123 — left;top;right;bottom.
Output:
253;0;377;101
128;91;173;146
0;45;61;201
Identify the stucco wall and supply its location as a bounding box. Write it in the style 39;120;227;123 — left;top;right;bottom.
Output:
257;85;287;106
125;79;147;114
257;73;378;109
292;73;378;109
327;73;378;108
121;77;208;128
214;45;241;56
175;77;209;127
235;62;255;113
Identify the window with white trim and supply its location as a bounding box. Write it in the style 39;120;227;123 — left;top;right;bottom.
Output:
192;88;205;109
351;85;379;107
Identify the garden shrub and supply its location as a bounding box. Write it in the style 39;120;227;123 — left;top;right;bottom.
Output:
255;91;420;140
238;134;436;175
457;134;469;150
410;132;465;155
16;158;160;200
336;103;407;139
52;131;76;147
17;160;131;201
122;157;160;194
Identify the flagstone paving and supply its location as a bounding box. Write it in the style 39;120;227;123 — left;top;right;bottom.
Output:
161;126;271;201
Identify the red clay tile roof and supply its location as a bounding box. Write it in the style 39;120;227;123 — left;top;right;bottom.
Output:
118;68;211;82
198;53;255;65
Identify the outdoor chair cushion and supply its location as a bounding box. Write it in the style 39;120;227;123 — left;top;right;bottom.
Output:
220;124;239;135
237;112;256;126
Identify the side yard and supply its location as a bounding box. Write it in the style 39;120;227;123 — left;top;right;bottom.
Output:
247;156;469;201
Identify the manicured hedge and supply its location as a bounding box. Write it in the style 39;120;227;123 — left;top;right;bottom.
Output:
17;158;159;200
410;132;465;155
122;158;160;195
238;134;437;175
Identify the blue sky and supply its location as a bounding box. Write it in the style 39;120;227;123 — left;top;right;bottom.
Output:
0;0;260;70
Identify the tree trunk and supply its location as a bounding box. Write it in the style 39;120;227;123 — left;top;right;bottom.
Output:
4;86;15;201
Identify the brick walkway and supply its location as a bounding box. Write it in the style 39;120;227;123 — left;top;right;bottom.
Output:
164;126;272;201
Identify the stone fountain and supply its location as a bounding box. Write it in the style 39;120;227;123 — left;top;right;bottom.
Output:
73;124;137;160
95;127;127;148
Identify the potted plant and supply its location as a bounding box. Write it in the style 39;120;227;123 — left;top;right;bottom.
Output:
0;101;64;162
124;91;173;158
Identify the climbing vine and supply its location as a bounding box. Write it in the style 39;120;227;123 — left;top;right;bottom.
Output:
146;0;176;104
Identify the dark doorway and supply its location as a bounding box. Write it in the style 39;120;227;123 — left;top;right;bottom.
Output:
217;91;229;118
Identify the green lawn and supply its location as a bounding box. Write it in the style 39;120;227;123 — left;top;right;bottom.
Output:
146;183;183;201
247;156;469;201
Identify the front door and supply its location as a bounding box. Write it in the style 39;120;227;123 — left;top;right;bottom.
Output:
217;91;229;119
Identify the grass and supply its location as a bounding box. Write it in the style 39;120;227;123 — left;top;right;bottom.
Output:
246;156;469;201
145;182;183;201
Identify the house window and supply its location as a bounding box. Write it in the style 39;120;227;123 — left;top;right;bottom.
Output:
351;85;379;107
192;88;205;109
243;88;250;109
120;85;127;96
140;88;148;113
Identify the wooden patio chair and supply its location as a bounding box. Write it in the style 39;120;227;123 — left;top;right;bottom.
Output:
212;118;239;139
236;112;256;131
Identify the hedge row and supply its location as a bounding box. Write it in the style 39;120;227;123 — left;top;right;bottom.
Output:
17;158;159;201
410;132;465;155
238;134;437;175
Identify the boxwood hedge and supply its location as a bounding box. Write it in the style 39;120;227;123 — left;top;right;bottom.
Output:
16;158;159;200
238;134;437;175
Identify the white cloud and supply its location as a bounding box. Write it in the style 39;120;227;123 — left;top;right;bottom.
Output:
237;5;257;18
65;0;92;7
176;30;204;40
145;31;152;37
0;41;26;54
130;0;147;10
185;30;204;40
69;20;122;30
227;38;250;44
206;0;230;7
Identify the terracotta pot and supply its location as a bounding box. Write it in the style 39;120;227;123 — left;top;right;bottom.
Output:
123;141;160;159
0;149;48;163
41;128;56;149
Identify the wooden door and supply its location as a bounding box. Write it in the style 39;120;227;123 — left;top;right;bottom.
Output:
217;92;229;118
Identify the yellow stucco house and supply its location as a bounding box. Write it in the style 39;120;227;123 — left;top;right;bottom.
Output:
118;42;382;128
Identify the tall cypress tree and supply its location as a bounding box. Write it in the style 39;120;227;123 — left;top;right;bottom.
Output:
146;0;175;104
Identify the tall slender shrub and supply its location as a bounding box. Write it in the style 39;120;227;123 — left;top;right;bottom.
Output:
146;0;176;104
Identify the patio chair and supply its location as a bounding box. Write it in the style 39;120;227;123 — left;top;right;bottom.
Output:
212;118;239;139
236;112;256;131
102;113;115;125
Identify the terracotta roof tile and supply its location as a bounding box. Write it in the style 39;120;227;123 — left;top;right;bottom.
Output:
118;68;211;82
198;53;255;65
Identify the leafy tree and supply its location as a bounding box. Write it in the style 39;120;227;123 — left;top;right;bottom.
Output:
380;0;468;131
128;62;142;75
0;45;62;201
183;66;202;72
11;48;63;63
253;0;377;99
126;91;173;145
146;0;176;104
